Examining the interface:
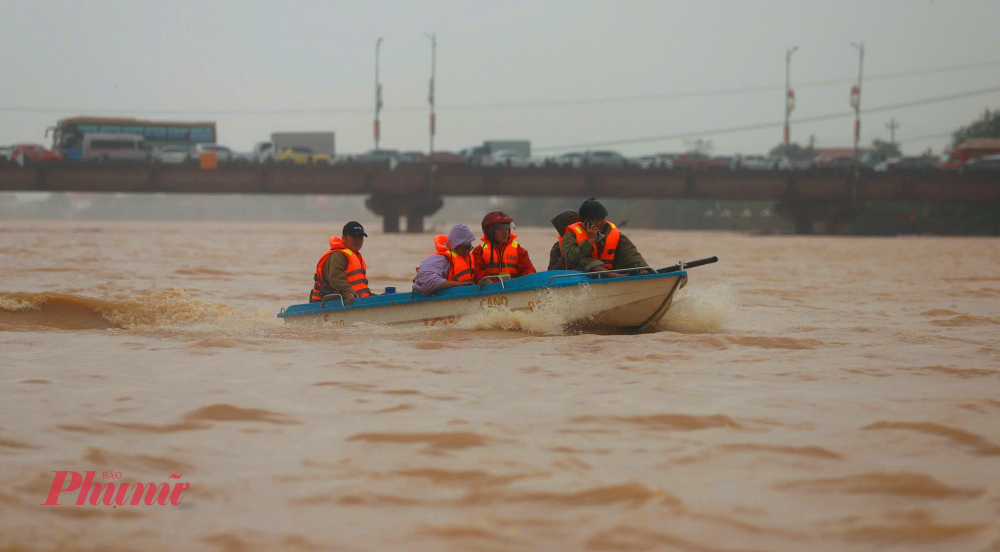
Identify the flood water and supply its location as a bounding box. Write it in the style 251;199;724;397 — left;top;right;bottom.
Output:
1;220;999;551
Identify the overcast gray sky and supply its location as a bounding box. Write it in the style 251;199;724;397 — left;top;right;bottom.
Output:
2;0;998;156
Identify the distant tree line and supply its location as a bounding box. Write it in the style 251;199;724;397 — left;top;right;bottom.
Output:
952;108;1000;148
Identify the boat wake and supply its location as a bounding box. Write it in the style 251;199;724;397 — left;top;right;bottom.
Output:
1;281;744;338
0;289;273;334
455;285;602;335
657;282;743;333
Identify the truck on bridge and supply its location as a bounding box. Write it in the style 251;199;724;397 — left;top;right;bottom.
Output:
939;138;1000;169
255;132;336;163
459;140;530;165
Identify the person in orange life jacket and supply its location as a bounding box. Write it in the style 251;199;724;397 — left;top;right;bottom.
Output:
559;198;652;275
547;209;581;270
472;211;536;282
412;224;477;295
310;221;372;305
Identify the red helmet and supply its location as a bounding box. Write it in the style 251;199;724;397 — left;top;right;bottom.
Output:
481;210;514;239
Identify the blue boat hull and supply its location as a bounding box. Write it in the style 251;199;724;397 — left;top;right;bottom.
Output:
279;270;687;331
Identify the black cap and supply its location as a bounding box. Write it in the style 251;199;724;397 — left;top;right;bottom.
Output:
342;221;368;237
579;197;608;220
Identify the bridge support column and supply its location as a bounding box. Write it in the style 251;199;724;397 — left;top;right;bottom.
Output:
776;198;865;235
366;194;443;234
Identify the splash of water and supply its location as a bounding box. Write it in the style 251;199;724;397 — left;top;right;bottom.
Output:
658;282;743;333
456;286;606;335
0;289;273;334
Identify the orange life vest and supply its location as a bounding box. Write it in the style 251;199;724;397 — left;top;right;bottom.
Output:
433;235;475;282
563;222;621;269
480;234;521;277
310;237;371;302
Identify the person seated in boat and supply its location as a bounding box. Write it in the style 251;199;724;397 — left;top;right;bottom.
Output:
310;221;372;305
560;198;652;276
473;210;536;283
547;209;581;270
412;224;477;294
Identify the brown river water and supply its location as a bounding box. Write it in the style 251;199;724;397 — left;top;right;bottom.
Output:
1;219;999;551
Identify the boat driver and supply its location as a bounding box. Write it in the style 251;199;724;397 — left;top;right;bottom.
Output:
559;198;652;275
473;211;536;282
412;224;477;295
310;221;372;305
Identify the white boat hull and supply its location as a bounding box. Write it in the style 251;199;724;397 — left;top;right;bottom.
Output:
282;272;686;331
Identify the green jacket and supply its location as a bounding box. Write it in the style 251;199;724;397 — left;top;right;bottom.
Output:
322;252;356;297
559;224;648;272
548;242;566;270
548;209;581;271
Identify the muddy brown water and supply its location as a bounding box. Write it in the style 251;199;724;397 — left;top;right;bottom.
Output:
1;220;999;551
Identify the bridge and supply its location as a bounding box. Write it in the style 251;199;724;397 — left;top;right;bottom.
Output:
1;163;997;233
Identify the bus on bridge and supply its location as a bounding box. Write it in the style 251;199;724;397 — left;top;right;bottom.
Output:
47;117;217;161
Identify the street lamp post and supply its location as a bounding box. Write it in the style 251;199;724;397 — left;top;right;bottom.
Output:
886;118;899;146
425;33;436;156
851;42;865;162
784;46;798;146
374;37;383;151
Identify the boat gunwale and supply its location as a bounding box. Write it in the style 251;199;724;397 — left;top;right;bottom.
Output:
278;270;687;319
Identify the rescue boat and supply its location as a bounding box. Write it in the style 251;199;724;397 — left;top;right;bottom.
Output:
278;257;717;332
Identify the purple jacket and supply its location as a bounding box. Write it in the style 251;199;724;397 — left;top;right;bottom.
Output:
412;224;475;295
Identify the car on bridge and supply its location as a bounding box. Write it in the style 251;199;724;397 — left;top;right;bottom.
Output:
275;146;332;165
356;149;400;166
482;149;530;167
189;143;237;163
962;154;1000;172
11;143;62;166
733;155;775;170
81;134;149;163
874;156;938;172
551;152;585;167
457;146;490;165
252;141;275;163
637;154;674;169
426;151;467;165
581;150;629;168
672;152;726;169
397;151;425;164
809;155;857;169
152;145;189;164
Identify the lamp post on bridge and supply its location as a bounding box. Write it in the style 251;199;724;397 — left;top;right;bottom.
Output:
784;46;798;146
424;33;437;156
886;118;899;146
850;42;865;162
374;37;383;152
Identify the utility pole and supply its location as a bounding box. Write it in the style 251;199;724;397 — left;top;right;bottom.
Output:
850;42;865;162
784;46;798;146
374;37;383;151
885;118;899;146
424;33;437;156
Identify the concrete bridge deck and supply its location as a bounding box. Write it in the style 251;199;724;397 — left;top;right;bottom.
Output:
2;164;997;233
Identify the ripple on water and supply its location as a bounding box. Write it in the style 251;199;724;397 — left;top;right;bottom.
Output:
840;510;986;544
719;443;843;460
862;421;1000;456
571;413;744;431
346;431;491;451
775;472;984;498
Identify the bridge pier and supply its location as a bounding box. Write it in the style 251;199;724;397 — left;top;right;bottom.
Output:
365;194;444;234
776;197;865;234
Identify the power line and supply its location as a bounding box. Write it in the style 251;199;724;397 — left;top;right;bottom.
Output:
896;131;955;145
533;84;1000;152
1;60;999;116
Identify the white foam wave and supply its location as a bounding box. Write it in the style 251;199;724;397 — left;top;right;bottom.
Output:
658;282;744;333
